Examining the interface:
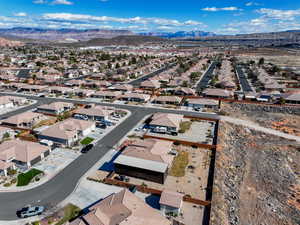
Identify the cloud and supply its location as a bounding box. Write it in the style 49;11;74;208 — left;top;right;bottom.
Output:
257;8;300;21
51;0;73;5
0;11;206;32
13;12;27;17
201;7;240;12
245;2;261;6
33;0;47;4
42;13;205;27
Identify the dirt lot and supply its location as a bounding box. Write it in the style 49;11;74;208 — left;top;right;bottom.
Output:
211;121;300;225
222;103;300;137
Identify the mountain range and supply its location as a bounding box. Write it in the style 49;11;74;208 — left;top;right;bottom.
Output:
0;27;216;42
139;31;216;39
0;27;134;41
0;27;299;46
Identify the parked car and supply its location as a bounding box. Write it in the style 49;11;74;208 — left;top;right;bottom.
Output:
81;144;94;153
167;131;178;136
37;93;46;97
103;120;114;126
17;206;44;218
96;122;107;129
152;127;167;134
74;114;88;120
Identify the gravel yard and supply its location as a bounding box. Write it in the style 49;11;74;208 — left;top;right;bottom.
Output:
147;119;215;144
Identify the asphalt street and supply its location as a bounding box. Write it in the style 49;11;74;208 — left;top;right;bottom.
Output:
128;62;176;86
0;93;219;220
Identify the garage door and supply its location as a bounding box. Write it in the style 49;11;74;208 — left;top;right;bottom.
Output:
44;150;50;157
30;156;42;166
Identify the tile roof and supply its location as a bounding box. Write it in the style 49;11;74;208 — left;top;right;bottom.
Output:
1;112;46;126
82;189;171;225
123;138;174;165
0;140;48;163
159;190;184;208
37;102;73;111
150;113;183;129
40;118;95;140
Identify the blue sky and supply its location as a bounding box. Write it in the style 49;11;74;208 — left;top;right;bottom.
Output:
0;0;300;34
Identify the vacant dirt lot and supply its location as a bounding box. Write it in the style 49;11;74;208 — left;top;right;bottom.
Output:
222;103;300;137
211;121;300;225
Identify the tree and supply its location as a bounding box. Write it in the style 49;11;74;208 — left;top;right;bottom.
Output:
3;132;10;139
258;57;264;66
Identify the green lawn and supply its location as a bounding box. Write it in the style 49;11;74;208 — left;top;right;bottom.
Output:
55;204;81;225
80;137;94;145
17;169;43;186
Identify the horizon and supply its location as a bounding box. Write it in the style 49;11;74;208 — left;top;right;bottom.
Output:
1;26;300;36
0;0;299;35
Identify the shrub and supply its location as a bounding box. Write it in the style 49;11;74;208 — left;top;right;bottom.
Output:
11;178;17;184
7;169;17;176
3;183;11;187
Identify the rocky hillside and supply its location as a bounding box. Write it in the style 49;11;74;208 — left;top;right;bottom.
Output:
211;108;300;225
0;37;24;47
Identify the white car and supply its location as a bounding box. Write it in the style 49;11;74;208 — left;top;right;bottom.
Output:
17;206;44;218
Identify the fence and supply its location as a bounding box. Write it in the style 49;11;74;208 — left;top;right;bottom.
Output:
143;134;216;150
103;177;211;206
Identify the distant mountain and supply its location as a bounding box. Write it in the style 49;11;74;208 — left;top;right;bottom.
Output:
139;31;216;39
65;35;166;47
0;27;135;42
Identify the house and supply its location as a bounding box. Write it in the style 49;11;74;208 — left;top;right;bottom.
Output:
19;84;48;93
114;138;174;184
38;118;95;147
119;93;151;103
65;79;86;87
8;96;28;105
84;80;111;88
283;92;300;104
0;140;50;175
48;86;74;95
73;89;95;97
73;106;109;121
1;112;47;129
0;96;14;109
112;84;133;92
0;96;28;109
67;189;171;225
92;91;122;100
202;88;233;99
174;87;195;96
186;98;219;109
160;190;184;216
37;102;74;115
140;80;161;89
218;80;236;90
152;96;182;105
149;113;183;132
